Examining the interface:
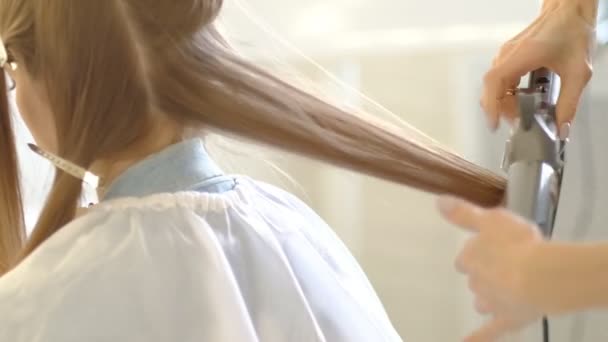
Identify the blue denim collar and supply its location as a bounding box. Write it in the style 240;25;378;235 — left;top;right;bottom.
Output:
102;138;226;201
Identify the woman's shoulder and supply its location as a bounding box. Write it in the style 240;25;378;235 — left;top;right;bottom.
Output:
0;177;321;290
0;177;399;341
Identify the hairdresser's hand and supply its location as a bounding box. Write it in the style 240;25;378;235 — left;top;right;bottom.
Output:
482;0;597;134
437;196;547;342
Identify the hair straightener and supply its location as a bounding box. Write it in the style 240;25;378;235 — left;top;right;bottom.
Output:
501;68;567;342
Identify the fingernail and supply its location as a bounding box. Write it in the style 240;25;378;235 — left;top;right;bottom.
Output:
559;122;570;140
438;196;459;216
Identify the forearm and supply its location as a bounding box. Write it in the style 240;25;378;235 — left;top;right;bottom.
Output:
542;0;599;25
526;241;608;314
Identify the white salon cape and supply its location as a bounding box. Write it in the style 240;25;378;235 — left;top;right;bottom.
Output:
0;139;402;342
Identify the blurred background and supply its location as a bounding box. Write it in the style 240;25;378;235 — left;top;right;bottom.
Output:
14;0;608;341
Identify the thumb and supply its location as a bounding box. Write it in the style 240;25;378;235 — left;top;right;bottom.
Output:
555;68;591;132
437;196;484;233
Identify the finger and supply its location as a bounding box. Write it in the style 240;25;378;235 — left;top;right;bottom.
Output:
494;19;543;66
484;207;536;234
506;13;545;43
455;238;477;273
465;317;513;342
492;42;548;85
499;90;520;122
485;43;517;125
483;44;548;126
493;41;517;67
466;275;497;299
555;66;592;132
480;83;500;131
482;14;549;131
437;196;485;232
467;276;482;293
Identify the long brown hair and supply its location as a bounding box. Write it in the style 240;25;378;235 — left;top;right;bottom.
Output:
0;0;505;274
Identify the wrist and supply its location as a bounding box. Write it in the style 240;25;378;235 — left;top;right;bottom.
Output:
519;241;561;314
524;241;608;314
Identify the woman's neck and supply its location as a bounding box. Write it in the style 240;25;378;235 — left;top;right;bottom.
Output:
91;117;183;200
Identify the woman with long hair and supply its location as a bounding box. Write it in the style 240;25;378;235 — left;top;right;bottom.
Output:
0;1;505;341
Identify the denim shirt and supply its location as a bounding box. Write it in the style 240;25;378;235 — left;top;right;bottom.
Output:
102;138;236;201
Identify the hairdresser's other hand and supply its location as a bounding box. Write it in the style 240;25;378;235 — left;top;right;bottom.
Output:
482;0;597;133
437;196;547;342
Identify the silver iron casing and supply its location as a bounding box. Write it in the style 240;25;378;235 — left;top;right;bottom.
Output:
500;68;566;342
501;69;566;237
